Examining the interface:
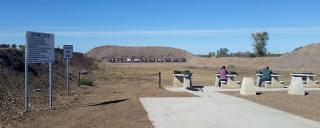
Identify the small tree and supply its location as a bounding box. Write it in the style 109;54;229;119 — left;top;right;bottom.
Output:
252;32;269;57
208;52;215;57
216;48;229;58
11;44;17;49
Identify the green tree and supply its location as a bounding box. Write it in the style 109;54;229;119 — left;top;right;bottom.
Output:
208;52;215;57
216;48;229;58
252;32;269;57
11;44;17;49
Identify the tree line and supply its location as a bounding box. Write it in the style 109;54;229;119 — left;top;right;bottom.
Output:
0;43;25;50
197;31;283;58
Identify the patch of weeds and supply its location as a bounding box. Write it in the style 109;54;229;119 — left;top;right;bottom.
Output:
80;78;94;86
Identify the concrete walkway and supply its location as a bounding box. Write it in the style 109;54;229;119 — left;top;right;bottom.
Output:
140;87;320;128
166;86;320;93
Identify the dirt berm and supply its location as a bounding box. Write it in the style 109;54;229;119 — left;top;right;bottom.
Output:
86;45;194;60
0;48;95;123
191;43;320;73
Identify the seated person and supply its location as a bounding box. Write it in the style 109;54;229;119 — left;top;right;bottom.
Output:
258;66;273;87
219;66;229;87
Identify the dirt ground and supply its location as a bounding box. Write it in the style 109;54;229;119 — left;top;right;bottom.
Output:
222;91;320;122
2;63;320;127
2;63;194;128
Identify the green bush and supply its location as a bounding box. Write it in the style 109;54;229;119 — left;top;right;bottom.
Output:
249;53;257;58
79;78;93;86
19;45;25;50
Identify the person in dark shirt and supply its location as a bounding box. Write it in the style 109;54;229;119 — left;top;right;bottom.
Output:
258;66;273;87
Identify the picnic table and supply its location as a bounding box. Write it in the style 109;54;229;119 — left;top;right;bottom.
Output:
256;73;285;88
214;72;240;88
290;73;319;88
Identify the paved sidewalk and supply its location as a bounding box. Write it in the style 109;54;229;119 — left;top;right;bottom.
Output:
166;86;320;93
140;87;320;128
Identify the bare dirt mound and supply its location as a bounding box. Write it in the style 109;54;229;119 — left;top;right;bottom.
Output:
190;43;320;73
0;48;95;124
86;45;194;60
276;43;320;72
85;43;320;73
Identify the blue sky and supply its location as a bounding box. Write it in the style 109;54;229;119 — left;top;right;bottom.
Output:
0;0;320;54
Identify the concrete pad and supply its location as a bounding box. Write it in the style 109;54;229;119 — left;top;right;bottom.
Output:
165;86;320;93
141;95;320;128
240;77;256;96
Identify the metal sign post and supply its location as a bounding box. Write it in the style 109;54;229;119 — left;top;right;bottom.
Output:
24;44;29;112
63;45;73;93
49;62;52;109
25;31;55;112
66;58;69;93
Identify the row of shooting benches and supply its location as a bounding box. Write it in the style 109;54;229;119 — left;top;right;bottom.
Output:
173;71;320;88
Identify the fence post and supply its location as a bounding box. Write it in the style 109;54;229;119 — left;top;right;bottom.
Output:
78;72;81;87
159;72;162;88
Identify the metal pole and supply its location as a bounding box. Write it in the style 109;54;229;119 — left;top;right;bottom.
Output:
78;72;80;87
24;48;29;112
159;72;162;88
49;62;52;109
66;58;69;93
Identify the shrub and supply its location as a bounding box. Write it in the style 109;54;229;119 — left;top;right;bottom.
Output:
79;78;93;86
0;44;10;48
19;45;25;51
249;53;257;58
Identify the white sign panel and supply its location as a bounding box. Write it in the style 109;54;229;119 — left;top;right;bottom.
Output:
63;45;73;59
26;31;55;63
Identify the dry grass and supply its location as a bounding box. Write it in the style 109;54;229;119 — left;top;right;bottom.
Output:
3;63;194;128
3;62;320;127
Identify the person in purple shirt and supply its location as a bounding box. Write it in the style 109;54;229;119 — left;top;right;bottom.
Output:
219;66;229;87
